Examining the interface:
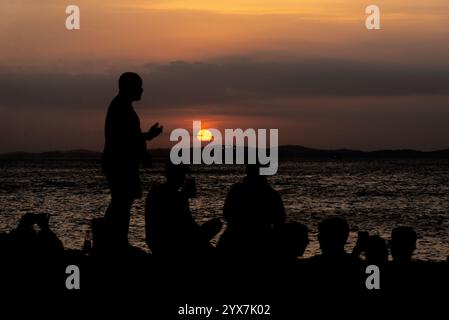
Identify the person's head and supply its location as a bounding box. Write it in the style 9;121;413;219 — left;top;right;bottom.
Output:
118;72;143;101
246;163;260;178
365;235;389;264
276;222;309;259
18;212;49;232
318;217;349;255
390;226;416;262
245;163;268;183
165;162;189;188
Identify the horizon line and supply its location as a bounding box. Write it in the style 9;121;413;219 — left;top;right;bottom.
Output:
2;145;449;156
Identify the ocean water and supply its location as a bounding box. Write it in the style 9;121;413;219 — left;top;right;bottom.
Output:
1;159;448;261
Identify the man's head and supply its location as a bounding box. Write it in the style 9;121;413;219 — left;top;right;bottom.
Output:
366;235;389;264
276;222;309;259
118;72;143;101
390;226;417;262
245;163;269;183
318;217;349;256
246;163;260;177
165;162;190;188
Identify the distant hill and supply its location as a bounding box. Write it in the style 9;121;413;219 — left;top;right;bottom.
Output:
0;149;101;160
1;146;448;161
278;145;449;159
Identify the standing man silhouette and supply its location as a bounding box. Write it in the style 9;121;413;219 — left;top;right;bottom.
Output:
102;72;163;248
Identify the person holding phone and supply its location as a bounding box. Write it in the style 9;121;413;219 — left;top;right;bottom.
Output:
145;162;222;259
8;212;64;257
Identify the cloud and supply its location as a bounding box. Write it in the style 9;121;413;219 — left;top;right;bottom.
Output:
143;59;449;108
0;71;114;109
1;57;449;114
2;56;449;152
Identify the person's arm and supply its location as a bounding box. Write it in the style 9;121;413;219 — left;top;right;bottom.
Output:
273;191;286;227
223;186;237;224
352;231;369;258
144;191;156;248
36;213;64;253
143;122;163;141
144;206;150;249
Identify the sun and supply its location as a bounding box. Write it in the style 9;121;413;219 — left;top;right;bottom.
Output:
197;129;213;142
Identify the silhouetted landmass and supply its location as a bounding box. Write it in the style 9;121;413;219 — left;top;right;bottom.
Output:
0;149;101;160
278;145;449;159
1;146;449;161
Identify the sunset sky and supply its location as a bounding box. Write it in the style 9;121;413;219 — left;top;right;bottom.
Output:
1;0;449;152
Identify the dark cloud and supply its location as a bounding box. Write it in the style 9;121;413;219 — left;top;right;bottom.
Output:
1;58;449;113
0;72;114;109
144;59;449;106
2;57;449;152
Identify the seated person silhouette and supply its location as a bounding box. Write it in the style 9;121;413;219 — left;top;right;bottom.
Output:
311;217;356;265
217;163;285;259
1;213;64;291
102;72;163;249
6;212;64;258
145;162;222;260
388;227;427;291
390;226;416;264
309;217;362;291
365;235;389;265
352;231;389;265
271;222;309;263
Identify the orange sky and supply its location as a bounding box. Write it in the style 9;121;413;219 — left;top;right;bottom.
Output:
1;1;449;152
2;0;448;68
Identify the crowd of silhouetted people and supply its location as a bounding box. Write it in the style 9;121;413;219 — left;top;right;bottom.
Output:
1;162;448;296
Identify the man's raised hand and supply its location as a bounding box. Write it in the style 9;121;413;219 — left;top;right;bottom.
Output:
146;122;163;140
